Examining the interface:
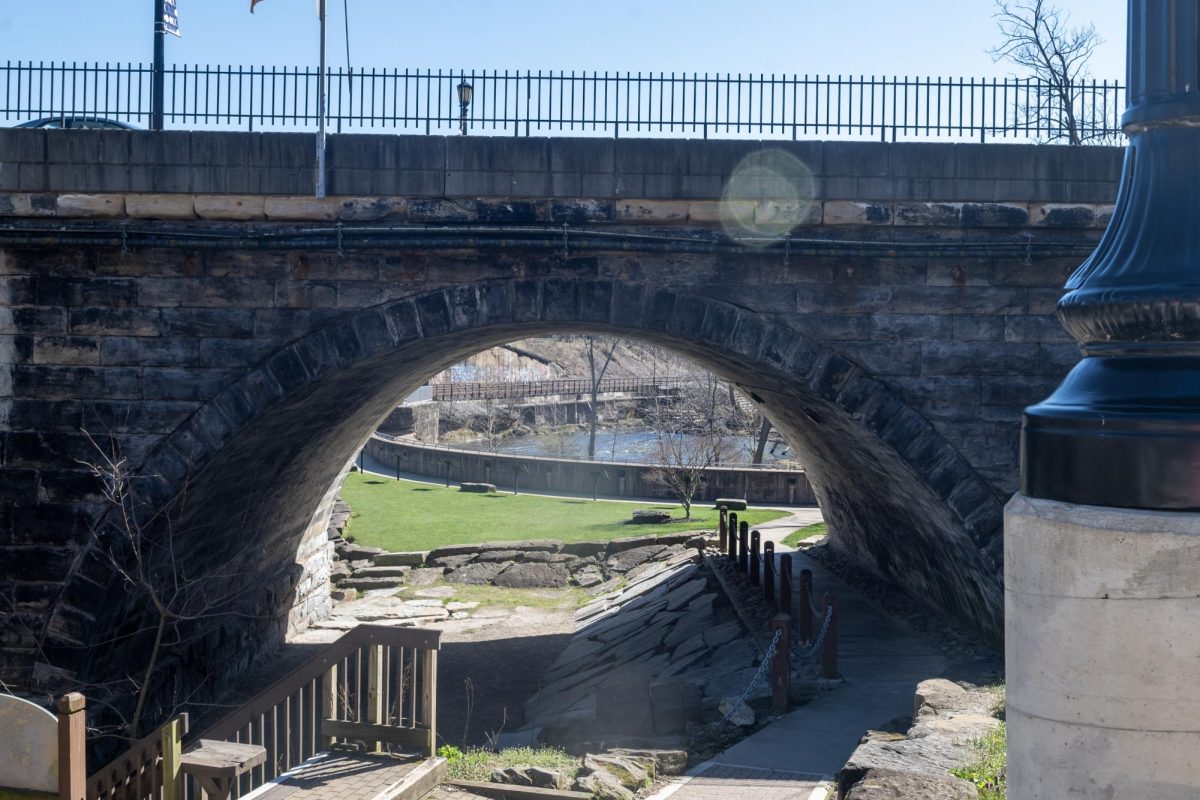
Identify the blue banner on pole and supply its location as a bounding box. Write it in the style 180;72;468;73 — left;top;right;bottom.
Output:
162;0;180;37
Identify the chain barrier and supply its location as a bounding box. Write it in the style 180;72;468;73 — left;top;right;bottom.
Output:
793;604;834;659
718;626;783;725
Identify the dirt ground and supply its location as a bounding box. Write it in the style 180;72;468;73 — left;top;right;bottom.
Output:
427;604;574;748
255;590;577;750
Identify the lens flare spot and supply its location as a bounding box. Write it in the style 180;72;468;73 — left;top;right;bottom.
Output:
720;149;817;246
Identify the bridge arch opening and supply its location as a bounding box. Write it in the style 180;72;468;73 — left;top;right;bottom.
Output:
46;277;1005;724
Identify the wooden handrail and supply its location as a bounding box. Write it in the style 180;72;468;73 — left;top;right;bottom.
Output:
191;624;441;798
200;625;440;742
86;713;189;800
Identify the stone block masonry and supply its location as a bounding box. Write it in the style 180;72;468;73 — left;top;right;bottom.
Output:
0;131;1118;717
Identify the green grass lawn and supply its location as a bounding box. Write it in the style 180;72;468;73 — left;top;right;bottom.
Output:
781;522;828;548
341;473;788;551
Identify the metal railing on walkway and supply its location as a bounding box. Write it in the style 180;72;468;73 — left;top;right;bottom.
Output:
715;507;839;716
429;376;688;402
2;61;1124;142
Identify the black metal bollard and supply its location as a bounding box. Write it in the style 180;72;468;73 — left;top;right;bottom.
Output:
763;541;775;604
727;512;739;562
749;530;761;586
799;568;814;644
779;554;793;619
820;592;839;679
718;506;728;553
738;522;750;573
771;613;791;716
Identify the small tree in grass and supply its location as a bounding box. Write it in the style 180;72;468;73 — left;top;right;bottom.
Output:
645;376;736;519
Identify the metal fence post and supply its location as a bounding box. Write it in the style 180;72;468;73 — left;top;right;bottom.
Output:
779;554;793;618
749;530;761;586
738;523;749;574
799;568;814;644
771;614;791;716
820;592;838;679
718;505;728;552
727;512;739;562
763;541;775;603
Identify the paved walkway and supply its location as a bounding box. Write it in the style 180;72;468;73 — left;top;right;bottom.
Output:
665;548;948;800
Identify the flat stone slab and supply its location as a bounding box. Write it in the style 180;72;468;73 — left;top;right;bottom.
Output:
494;562;571;588
713;498;748;511
446;561;511;585
459;482;497;493
632;509;672;524
372;551;426;567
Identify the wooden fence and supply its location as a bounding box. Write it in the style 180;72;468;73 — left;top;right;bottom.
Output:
8;625;440;800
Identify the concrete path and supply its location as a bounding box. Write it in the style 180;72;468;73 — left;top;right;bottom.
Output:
751;509;825;546
666;548;948;800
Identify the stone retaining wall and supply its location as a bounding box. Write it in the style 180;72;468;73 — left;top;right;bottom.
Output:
364;435;817;505
333;532;708;593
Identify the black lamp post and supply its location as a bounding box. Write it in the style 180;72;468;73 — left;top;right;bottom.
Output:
457;80;473;136
1022;0;1200;510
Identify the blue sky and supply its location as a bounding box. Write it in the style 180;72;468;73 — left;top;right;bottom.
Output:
1;1;1127;80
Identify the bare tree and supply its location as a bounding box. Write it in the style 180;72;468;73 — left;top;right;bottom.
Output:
990;0;1109;144
585;336;618;459
80;432;264;739
645;377;736;519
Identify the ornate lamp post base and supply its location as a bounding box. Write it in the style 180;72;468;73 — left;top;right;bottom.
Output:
1010;2;1200;797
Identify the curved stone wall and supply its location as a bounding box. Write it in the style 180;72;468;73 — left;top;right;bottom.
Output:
363;434;818;506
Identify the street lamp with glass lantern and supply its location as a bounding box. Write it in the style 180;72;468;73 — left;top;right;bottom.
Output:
457;80;473;135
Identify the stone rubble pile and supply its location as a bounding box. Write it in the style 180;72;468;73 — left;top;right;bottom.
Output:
504;551;780;746
489;749;687;800
837;678;1003;799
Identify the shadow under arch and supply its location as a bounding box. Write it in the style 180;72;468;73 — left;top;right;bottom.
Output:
44;277;1005;717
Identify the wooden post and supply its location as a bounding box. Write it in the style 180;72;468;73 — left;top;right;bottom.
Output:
771;614;791;716
419;649;438;757
57;693;86;800
820;592;839;680
367;644;385;753
749;530;761;586
763;541;775;604
727;512;739;561
718;506;728;552
160;716;184;800
738;522;749;574
321;664;338;747
799;568;814;644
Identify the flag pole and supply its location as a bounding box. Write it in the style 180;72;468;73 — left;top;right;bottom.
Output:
316;0;328;197
152;0;165;130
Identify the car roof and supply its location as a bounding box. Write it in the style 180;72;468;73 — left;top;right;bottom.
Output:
15;116;138;130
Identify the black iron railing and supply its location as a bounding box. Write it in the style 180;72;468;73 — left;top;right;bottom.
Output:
2;61;1124;142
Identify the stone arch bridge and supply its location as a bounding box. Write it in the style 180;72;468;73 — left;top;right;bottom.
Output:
0;129;1121;709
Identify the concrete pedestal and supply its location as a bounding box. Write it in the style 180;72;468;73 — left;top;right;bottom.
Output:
1005;494;1200;799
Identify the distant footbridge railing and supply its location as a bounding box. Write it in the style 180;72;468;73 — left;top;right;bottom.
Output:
2;62;1124;142
429;376;689;402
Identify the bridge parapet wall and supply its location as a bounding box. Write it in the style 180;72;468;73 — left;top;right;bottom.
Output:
0;130;1122;206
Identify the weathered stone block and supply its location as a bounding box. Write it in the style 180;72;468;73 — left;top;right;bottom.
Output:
615;200;688;223
55;194;125;217
125;194;196;219
194;195;266;220
263;196;339;221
